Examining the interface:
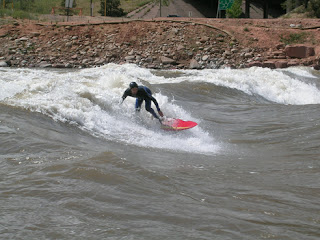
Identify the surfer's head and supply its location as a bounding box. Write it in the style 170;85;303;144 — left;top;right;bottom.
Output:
129;82;138;95
129;82;138;89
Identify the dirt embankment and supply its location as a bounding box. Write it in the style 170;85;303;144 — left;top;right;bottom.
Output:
1;17;320;69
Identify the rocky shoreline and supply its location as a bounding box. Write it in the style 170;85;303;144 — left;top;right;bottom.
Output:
0;19;320;70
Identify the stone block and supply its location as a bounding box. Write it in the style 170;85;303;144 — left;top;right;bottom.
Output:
284;45;315;59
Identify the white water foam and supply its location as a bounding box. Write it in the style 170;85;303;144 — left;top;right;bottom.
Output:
142;66;320;105
1;64;319;152
0;65;219;154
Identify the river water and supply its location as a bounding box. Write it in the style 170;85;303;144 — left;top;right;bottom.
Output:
1;64;320;239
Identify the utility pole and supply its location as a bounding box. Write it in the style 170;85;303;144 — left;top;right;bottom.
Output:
90;0;92;16
105;0;107;16
160;0;161;17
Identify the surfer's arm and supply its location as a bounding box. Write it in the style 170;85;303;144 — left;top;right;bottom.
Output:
121;89;131;104
150;96;164;117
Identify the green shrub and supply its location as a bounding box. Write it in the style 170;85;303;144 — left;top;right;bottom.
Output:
308;0;320;17
99;0;125;17
226;0;243;18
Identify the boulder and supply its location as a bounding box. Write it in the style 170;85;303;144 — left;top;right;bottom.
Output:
262;61;276;69
0;61;8;67
247;61;263;68
313;64;320;70
189;59;200;69
275;61;288;69
284;45;315;59
160;56;175;65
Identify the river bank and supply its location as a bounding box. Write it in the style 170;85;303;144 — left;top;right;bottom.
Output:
1;17;320;70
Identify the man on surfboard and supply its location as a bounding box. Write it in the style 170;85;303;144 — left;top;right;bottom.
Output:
121;82;164;122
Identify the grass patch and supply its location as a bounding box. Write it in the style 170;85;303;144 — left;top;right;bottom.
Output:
280;32;307;45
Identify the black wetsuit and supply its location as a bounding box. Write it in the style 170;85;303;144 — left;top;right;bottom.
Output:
122;86;161;119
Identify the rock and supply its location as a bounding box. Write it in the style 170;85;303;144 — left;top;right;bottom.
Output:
223;51;232;57
202;55;209;61
231;48;238;53
275;61;288;69
0;61;8;67
262;61;276;69
82;59;90;64
216;37;224;42
16;37;29;42
248;61;263;68
145;57;153;63
52;64;66;68
125;56;135;61
273;51;284;56
284;45;315;59
276;44;285;50
31;32;40;37
244;52;253;58
189;59;200;69
39;62;52;68
313;64;320;70
200;36;210;43
287;61;300;67
177;44;185;51
160;56;175;64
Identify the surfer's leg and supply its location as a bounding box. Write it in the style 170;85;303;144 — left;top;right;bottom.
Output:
135;98;143;111
145;99;159;120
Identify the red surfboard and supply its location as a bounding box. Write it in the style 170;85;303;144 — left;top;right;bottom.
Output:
161;118;198;131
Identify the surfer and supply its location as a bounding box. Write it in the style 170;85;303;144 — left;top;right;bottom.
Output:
121;82;164;122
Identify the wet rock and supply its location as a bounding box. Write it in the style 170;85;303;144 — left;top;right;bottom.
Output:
275;61;288;69
0;61;8;67
313;64;320;70
248;61;263;68
39;62;52;68
262;61;276;69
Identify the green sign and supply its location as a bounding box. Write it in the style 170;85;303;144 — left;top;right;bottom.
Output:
218;0;235;10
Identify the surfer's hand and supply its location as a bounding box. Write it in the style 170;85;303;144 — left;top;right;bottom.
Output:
158;110;164;117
